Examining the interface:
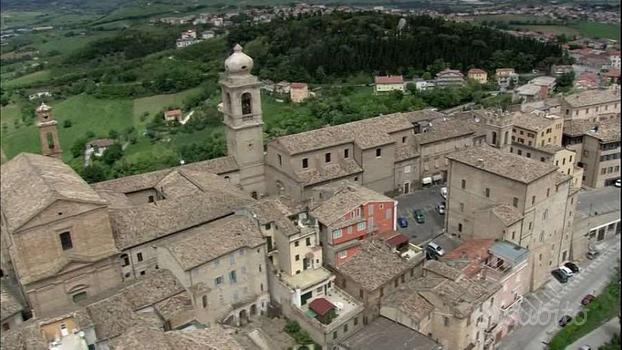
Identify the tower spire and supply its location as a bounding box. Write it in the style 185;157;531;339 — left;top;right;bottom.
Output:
36;103;63;158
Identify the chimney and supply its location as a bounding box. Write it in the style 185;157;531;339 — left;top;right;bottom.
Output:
477;158;484;166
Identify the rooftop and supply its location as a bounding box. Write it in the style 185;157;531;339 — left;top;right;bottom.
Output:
160;215;265;271
338;316;441;350
436;69;464;77
584;118;621;143
375;75;404;84
382;288;434;323
423;260;463;281
515;83;541;95
511;111;559;131
335;239;419;291
446;144;558;184
563;89;620;108
111;325;245;350
294;158;363;186
280;267;333;291
310;181;393;226
492;204;524;226
443;239;494;277
413;115;481;145
1;153;107;233
529;76;557;86
290;82;308;89
489;240;530;266
468;68;487;75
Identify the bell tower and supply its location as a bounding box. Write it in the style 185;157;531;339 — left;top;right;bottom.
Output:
36;103;63;158
219;44;265;198
484;109;512;153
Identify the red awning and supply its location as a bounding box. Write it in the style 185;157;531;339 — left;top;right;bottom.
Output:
386;233;409;247
308;298;335;316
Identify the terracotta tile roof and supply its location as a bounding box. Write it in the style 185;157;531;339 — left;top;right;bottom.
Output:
120;269;186;310
512;111;559;131
294;158;363;186
88;138;115;147
436;69;464;77
1;153;107;232
424;260;463;281
164;109;182;118
0;278;24;321
562;89;620;108
160;215;265;271
153;293;193;321
442;239;494;277
605;69;620;78
446;145;558;184
103;174;253;250
375;75;404;84
584;118;621;143
85;293;150;341
382;287;434;322
492;204;524;226
290;82;308;89
336;239;418;291
246;198;301;236
413;115;481;145
113;325;245;350
563;119;599;136
308;297;335;316
310;181;393;226
468;68;487;75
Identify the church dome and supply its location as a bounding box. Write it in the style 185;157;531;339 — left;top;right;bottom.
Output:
224;44;253;75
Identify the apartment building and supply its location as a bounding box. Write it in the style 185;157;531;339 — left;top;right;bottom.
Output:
510;111;563;148
310;182;397;266
495;68;519;88
560;89;620;121
445;145;578;291
435;69;465;87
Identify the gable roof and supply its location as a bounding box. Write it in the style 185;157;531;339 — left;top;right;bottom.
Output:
1;153;107;232
563;89;620;108
310;181;393;227
112;325;244;350
308;298;335;316
160;215;265;271
375;75;404;84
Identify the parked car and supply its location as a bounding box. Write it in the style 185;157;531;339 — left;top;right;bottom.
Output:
427;241;445;256
558;315;572;327
586;250;600;260
397;217;408;228
564;262;580;273
559;265;574;278
578;346;591;350
436;202;446;215
551;269;568;283
414;209;425;224
615;179;621;188
440;187;448;199
425;249;439;261
581;294;595;305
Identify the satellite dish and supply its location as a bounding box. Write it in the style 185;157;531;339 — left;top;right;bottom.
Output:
397;18;407;32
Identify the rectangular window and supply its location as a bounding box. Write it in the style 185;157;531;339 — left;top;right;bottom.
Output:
215;276;224;286
376;148;382;157
302;158;308;169
333;229;342;239
306;237;311;246
513;197;519;208
402;136;406;143
385;208;392;220
461;179;466;189
354;317;358;326
229;254;235;265
532;195;536;205
526;152;531;158
325;153;331;163
137;252;143;262
517;150;522;156
294;240;300;247
343;323;348;333
59;232;73;250
368;204;374;215
444;317;449;327
278;154;282;166
295;254;300;261
344;148;349;158
485;188;490;198
458;223;463;232
459;203;464;212
357;222;366;231
229;271;237;283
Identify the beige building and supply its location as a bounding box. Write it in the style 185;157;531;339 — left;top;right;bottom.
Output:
561;89;620;121
1;154;123;317
374;75;405;93
563;117;621;188
445;145;578;291
511;111;563;148
382;261;502;350
290;82;310;103
436;69;465;87
156;215;269;327
467;68;488;84
495;68;519;88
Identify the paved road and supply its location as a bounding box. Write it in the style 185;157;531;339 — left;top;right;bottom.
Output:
567;317;621;350
576;186;621;218
498;236;621;350
395;185;446;245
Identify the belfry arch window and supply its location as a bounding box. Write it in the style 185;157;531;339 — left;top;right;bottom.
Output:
504;131;509;145
241;92;252;115
226;93;232;112
47;132;55;149
491;131;497;146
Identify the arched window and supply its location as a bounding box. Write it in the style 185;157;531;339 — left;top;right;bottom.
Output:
202;295;208;308
504;131;509;145
226;93;232;111
46;132;55;148
241;92;252;115
491;131;497;146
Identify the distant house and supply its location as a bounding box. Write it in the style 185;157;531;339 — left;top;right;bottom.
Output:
86;138;115;157
28;91;51;101
604;69;620;85
374;75;405;93
551;65;574;77
275;81;291;95
467;68;487;84
512;84;543;103
412;78;435;91
435;69;464;87
528;76;557;96
164;109;183;122
609;51;621;69
290;82;310;103
575;72;600;90
176;29;201;48
495;68;519;88
201;30;215;40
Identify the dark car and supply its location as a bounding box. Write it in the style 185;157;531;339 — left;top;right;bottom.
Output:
425;249;439;261
581;294;595;305
564;262;580;273
414;209;425;224
551;269;568;283
397;217;409;228
558;315;572;327
586;250;600;260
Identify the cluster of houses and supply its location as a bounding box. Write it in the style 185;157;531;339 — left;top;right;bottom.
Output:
261;80;313;103
175;29;215;49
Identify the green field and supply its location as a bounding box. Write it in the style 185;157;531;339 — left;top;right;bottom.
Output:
569;22;621;41
514;25;579;36
2;70;51;88
133;87;202;119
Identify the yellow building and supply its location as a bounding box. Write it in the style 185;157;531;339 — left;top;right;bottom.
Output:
467;68;488;84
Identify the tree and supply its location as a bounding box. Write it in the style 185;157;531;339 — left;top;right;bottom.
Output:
81;163;107;183
63;120;73;128
108;129;119;139
556;71;575;93
101;143;123;165
70;137;88;158
422;72;432;81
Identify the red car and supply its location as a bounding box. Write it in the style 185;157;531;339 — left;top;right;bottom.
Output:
581;294;595;305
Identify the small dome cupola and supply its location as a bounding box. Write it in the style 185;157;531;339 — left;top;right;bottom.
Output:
224;44;253;75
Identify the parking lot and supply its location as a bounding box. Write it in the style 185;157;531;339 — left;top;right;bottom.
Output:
394;185;447;244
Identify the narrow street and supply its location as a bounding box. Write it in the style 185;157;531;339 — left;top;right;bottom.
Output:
498;235;621;350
